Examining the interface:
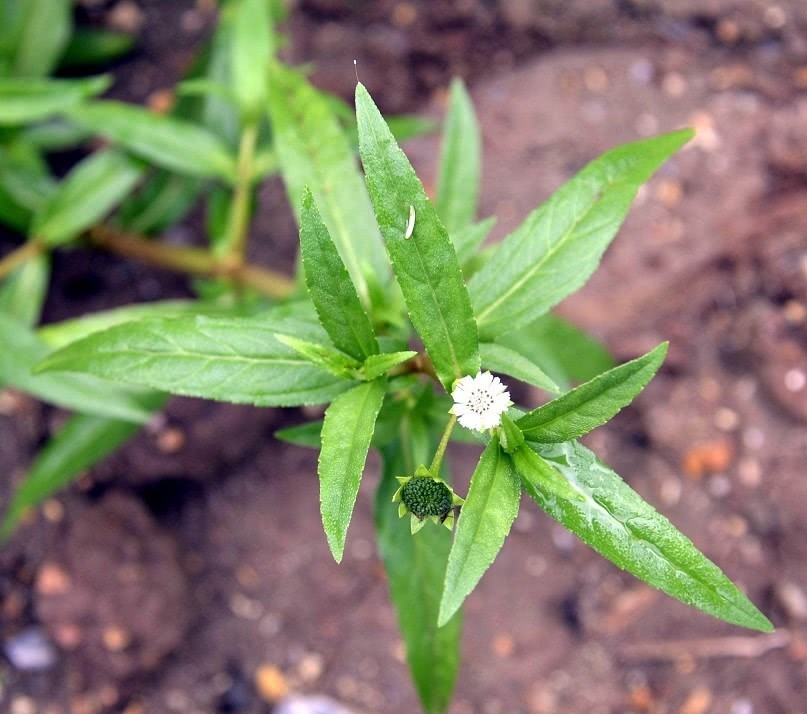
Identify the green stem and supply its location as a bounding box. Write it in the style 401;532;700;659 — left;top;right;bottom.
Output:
0;240;44;280
89;225;295;298
225;121;259;259
430;414;457;474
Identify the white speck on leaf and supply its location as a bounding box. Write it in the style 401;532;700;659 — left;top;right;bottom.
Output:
405;205;416;239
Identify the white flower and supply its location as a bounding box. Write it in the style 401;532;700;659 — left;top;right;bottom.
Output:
450;371;512;432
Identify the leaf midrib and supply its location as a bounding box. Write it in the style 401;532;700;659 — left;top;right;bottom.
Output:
474;164;630;327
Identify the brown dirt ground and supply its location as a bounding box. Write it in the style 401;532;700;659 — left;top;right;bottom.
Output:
2;1;807;713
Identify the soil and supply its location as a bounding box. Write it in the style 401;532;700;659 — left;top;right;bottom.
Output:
2;1;807;713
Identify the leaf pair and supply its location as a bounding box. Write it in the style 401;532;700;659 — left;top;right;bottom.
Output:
438;344;772;634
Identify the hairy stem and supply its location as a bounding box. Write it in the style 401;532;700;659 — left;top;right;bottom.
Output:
89;225;294;298
0;240;44;280
224;121;259;259
430;414;457;474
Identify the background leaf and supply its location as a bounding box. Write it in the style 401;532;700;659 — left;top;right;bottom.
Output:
0;312;153;423
496;313;614;390
66;101;238;180
439;437;520;626
33;149;143;246
37;311;352;407
469;130;693;339
299;187;378;359
0;75;109;125
376;416;462;714
515;440;772;632
319;379;386;561
453;216;495;266
356;82;480;391
1;392;166;540
0;253;49;326
0;0;72;77
479;342;560;394
436;78;480;234
517;342;666;442
268;64;387;304
230;0;274;119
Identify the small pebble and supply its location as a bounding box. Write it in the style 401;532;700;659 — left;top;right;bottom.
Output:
783;369;805;392
662;72;687;98
36;562;71;596
775;581;807;621
714;407;739;431
255;664;289;704
10;696;36;714
274;696;355;714
730;698;754;714
4;628;58;672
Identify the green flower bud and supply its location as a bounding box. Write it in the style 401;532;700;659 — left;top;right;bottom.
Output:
391;466;465;533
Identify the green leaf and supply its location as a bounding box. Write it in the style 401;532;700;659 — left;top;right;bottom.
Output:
436;78;480;234
299;187;379;360
439;436;520;626
453;216;495;266
479;342;560;394
356;82;480;391
59;28;135;69
1;392;166;540
0;253;49;326
361;351;417;381
33;150;143;246
117;170;202;235
66;101;238;181
516;440;773;632
377;422;461;714
268;64;387;305
35;311;352;407
273;333;359;379
0;75;109;125
274;419;322;448
0;312;153;423
1;0;71;77
0;143;56;225
319;379;386;561
230;0;274;119
470;130;694;339
517;342;667;443
38;300;233;349
497;313;614;390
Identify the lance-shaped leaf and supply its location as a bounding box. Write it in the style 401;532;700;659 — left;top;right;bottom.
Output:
497;313;614;390
480;342;560;395
66;101;238;181
33;150;143;247
38;300;232;348
517;342;667;443
0;75;109;125
356;82;480;391
319;379;386;562
2;0;72;77
299;187;378;360
230;0;274;119
377;427;461;714
268;65;387;305
275;420;322;449
1;392;166;540
470;130;693;339
273;333;359;379
436;78;480;234
515;440;772;632
36;313;352;407
0;254;49;327
361;351;417;381
0;313;152;423
453;216;495;266
439;437;520;626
